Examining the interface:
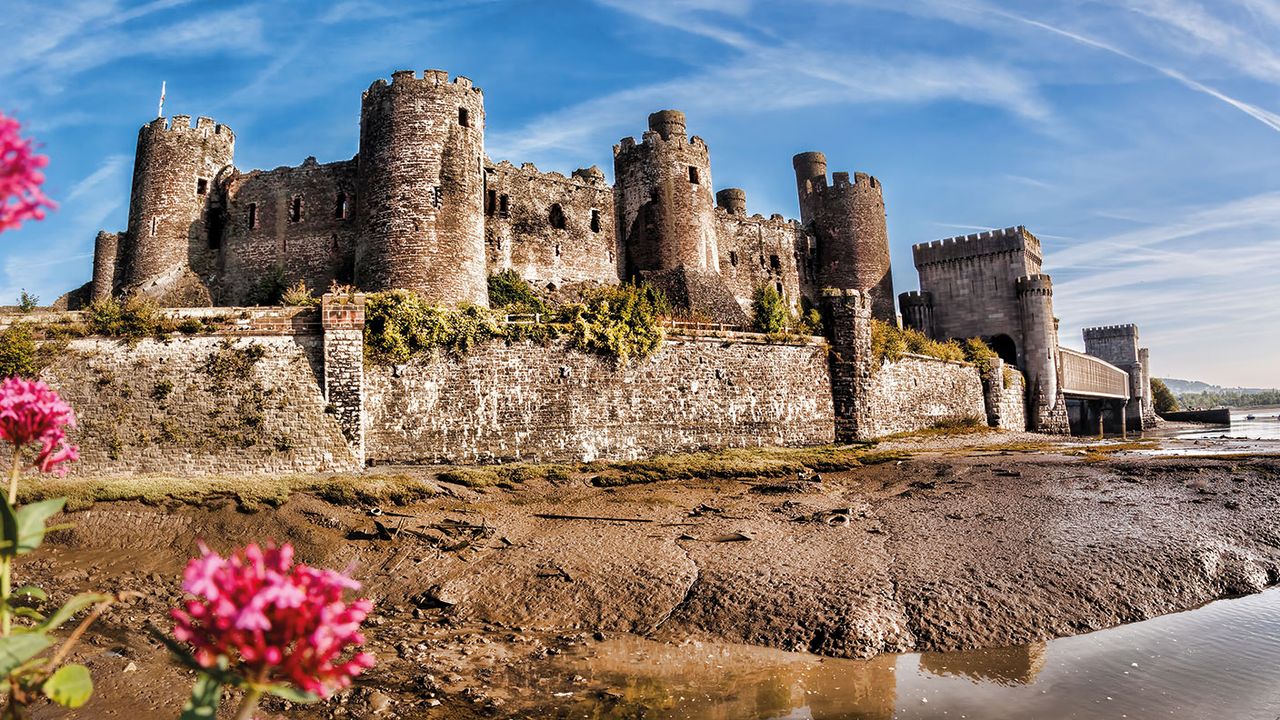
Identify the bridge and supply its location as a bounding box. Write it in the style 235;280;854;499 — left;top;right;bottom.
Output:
1059;348;1132;435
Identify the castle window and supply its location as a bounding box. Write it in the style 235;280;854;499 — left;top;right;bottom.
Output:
196;178;208;195
458;107;470;127
207;211;224;250
590;209;601;233
688;166;699;184
290;195;302;223
248;203;258;229
549;203;566;230
650;187;659;204
335;192;349;220
555;243;562;257
150;217;157;238
775;282;783;296
432;186;443;208
486;189;497;216
770;254;781;271
729;251;738;267
499;194;510;218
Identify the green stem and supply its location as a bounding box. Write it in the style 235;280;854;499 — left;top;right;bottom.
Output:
1;448;18;638
232;687;263;720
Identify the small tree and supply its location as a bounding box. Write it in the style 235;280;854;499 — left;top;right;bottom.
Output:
1152;378;1179;415
751;285;789;335
17;290;38;313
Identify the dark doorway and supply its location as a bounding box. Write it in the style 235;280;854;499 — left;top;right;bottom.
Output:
989;334;1017;367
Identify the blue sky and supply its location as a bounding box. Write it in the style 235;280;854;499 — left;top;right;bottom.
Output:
2;0;1279;387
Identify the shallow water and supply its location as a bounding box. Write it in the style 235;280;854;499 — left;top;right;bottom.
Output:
548;589;1280;719
1152;406;1280;442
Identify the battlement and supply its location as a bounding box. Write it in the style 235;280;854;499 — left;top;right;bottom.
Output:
712;205;798;228
1016;274;1053;295
1082;324;1139;339
364;69;483;98
146;115;234;140
913;226;1041;268
898;290;933;307
488;159;610;189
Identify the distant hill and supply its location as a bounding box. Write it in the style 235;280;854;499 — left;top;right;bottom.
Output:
1160;378;1280;409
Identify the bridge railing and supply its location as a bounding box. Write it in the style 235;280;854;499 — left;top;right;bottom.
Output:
1060;348;1130;399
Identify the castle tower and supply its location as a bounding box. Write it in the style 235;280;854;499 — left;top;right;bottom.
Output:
715;188;747;215
121;115;235;300
91;231;120;302
1083;324;1149;430
792;152;895;322
355;70;488;306
613;110;719;276
898;290;934;336
1017;274;1068;433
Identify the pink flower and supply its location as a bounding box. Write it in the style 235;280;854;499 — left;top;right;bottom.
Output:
0;113;56;234
172;542;376;697
0;377;78;476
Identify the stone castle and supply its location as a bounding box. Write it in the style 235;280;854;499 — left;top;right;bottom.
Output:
85;70;893;329
56;68;1154;463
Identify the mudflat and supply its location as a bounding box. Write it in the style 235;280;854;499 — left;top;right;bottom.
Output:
22;435;1280;718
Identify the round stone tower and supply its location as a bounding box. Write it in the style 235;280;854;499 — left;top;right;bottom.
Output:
355;70;488;306
122;115;235;296
715;188;747;215
1016;273;1064;427
613;110;719;276
792;152;895;323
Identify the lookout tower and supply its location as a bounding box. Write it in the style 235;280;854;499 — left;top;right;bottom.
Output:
354;70;488;306
792;152;895;322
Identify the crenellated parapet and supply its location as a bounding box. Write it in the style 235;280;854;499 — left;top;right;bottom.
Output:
914;226;1042;269
898;290;934;336
1015;273;1053;296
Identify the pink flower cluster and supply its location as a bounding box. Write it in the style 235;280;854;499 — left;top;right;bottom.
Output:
0;378;78;475
0;113;55;234
172;543;375;697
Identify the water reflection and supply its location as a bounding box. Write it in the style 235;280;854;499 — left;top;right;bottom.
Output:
555;588;1280;719
1148;406;1280;442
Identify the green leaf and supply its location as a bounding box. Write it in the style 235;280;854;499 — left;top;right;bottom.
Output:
11;607;44;622
264;683;320;704
36;592;109;633
42;663;92;708
0;633;53;677
179;672;223;720
0;498;66;556
13;586;46;602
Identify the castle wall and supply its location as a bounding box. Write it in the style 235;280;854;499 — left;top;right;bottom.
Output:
483;161;619;291
221;158;358;304
713;206;813;315
980;359;1028;431
362;337;835;464
860;355;987;438
40;335;359;477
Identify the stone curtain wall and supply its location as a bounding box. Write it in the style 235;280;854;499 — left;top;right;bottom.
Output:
40;336;358;476
860;356;987;437
713;208;812;316
980;359;1028;431
483;161;619;291
322;294;366;465
363;337;835;464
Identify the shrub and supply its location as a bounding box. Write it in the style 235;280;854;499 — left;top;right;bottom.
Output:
280;279;318;307
0;324;38;378
488;270;547;314
870;320;907;363
564;282;666;363
751;284;790;335
962;337;998;374
16;289;38;313
1152;378;1179;414
247;265;287;306
85;296;167;339
871;320;966;365
364;291;503;363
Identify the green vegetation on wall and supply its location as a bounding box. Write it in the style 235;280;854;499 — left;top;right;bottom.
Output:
750;285;824;339
364;276;669;365
0;324;39;378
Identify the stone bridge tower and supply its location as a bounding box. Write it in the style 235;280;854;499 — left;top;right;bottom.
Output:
1017;274;1068;432
1083;324;1155;430
613;110;719;276
355;70;488;306
793;152;895;322
118;115;235;303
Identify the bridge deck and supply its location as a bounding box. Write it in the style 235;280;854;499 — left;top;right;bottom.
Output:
1060;348;1130;400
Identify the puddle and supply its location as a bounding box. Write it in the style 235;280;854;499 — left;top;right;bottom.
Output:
533;588;1280;718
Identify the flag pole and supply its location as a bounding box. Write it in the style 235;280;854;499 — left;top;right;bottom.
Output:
158;81;166;118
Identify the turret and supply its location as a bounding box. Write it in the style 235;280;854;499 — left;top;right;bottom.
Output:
121;115;235;299
91;231;120;302
613;110;719;276
355;70;488;306
715;188;747;215
792;152;895;323
898;290;934;336
1016;274;1062;426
